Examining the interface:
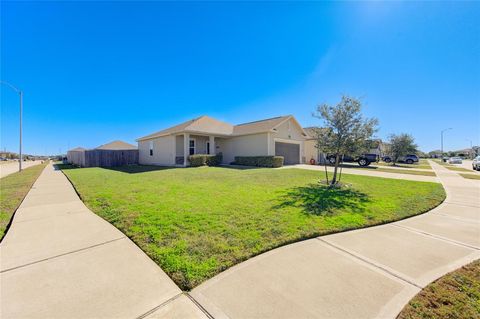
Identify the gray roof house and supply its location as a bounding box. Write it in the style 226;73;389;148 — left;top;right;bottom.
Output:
137;115;316;166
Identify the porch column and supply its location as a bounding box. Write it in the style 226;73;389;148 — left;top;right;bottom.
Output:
183;133;189;167
209;136;215;154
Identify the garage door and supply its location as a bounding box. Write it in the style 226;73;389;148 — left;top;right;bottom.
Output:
275;142;300;165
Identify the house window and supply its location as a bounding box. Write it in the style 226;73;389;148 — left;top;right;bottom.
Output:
189;139;195;155
206;141;210;154
149;141;153;156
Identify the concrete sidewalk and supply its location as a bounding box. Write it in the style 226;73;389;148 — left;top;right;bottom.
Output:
283;164;439;183
0;160;43;179
0;164;207;319
191;160;479;318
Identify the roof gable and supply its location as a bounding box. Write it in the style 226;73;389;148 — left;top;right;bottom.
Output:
95;140;137;150
232;116;290;135
137;115;307;140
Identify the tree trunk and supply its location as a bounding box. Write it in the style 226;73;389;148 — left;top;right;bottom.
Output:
331;154;340;185
323;159;329;184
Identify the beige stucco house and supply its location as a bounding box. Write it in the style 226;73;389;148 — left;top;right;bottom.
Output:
136;115;318;166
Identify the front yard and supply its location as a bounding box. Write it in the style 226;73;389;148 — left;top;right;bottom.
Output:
375;159;432;170
60;165;445;290
398;259;480;319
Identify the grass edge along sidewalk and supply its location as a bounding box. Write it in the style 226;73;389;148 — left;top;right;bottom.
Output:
61;164;445;290
398;259;480;319
0;162;48;240
460;173;480;180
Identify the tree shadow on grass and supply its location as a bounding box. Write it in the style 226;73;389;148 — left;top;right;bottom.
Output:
273;183;371;216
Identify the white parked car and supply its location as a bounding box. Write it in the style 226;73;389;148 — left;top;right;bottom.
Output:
472;156;480;171
448;157;463;164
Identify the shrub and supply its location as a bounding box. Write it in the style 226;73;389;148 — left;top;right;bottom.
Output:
188;154;223;167
234;156;284;168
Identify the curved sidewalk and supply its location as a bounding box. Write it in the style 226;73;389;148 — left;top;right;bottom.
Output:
0;164;207;319
191;160;480;318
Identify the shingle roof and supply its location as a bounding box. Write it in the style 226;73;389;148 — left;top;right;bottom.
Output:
95;140;137;150
232;116;290;135
68;147;86;152
137;115;305;140
137;116;234;141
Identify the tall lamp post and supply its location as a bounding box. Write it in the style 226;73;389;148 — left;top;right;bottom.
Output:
466;139;473;159
1;81;23;172
441;128;452;157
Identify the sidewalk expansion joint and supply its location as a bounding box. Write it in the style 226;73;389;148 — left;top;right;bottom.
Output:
185;292;216;319
317;238;423;289
433;212;479;224
135;293;183;319
135;292;215;319
392;224;479;251
1;236;126;273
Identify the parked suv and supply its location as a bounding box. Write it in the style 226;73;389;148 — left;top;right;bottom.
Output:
382;154;419;164
472;156;480;171
326;153;378;167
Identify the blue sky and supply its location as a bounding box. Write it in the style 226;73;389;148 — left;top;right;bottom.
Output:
1;1;479;155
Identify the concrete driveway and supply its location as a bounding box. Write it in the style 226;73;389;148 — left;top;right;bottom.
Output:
454;159;479;173
283;163;439;182
0;160;43;178
0;164;208;319
191;160;479;318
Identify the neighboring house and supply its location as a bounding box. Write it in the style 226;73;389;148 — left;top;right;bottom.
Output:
136;115;312;166
67;140;138;167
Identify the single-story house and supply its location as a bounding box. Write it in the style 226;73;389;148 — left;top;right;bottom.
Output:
137;115;319;166
67;140;138;167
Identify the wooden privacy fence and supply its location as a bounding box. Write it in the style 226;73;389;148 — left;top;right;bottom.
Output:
67;149;138;167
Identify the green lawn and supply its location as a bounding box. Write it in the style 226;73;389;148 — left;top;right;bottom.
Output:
445;166;473;172
460;173;480;180
0;163;47;240
61;164;445;290
375;161;432;170
331;163;436;176
398;259;480;319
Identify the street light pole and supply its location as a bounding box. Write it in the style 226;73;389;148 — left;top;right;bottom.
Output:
441;128;452;157
466;139;473;159
1;81;23;172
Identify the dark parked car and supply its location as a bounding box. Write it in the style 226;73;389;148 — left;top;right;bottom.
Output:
382;154;419;164
326;153;378;167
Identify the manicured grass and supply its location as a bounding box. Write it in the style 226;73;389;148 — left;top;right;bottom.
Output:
373;167;436;176
0;163;47;240
398;259;480;319
333;163;436;176
375;161;432;170
61;165;445;290
460;173;480;180
444;166;473;172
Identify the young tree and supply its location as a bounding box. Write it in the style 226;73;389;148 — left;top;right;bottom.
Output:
313;95;378;186
388;134;417;165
